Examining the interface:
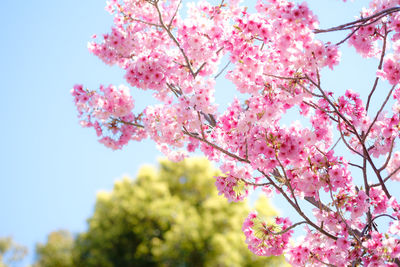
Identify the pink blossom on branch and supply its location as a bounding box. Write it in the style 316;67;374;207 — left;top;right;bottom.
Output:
71;84;146;149
243;211;293;257
73;0;400;265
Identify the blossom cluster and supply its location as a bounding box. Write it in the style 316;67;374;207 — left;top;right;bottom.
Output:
71;84;146;149
214;160;252;202
242;212;293;257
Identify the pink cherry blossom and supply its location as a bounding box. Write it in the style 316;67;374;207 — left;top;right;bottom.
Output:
73;0;400;265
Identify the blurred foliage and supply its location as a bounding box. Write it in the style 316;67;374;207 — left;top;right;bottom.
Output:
33;231;73;267
0;237;27;267
35;158;288;267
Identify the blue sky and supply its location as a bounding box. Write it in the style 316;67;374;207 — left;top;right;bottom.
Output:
0;1;161;264
0;0;393;265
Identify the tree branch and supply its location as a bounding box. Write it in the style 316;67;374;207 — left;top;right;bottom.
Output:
361;214;398;236
266;221;308;236
366;24;388;111
154;1;196;77
306;75;391;198
261;170;338;240
364;84;396;140
182;127;250;163
314;7;400;33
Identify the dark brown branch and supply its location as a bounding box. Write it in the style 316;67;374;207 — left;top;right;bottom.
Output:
348;162;363;169
366;24;388;111
154;1;196;77
364;84;396;140
379;138;396;172
197;111;206;139
113;118;144;128
338;119;364;157
215;61;231;79
384;165;400;183
314;7;400;33
260;171;338;240
131;18;162;28
304;196;332;213
304;196;363;238
167;83;182;97
329;137;341;151
328;181;362;245
210;0;225;20
306;75;391;198
361;214;398;236
335;25;361;46
302;101;339;122
168;0;181;30
264;73;306;81
362;154;372;237
311;254;337;267
240;178;271;187
266;221;308;235
201;112;217;128
275;158;301;210
194;62;207;77
182;127;250;163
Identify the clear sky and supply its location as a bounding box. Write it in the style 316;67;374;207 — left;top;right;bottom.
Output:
0;0;394;265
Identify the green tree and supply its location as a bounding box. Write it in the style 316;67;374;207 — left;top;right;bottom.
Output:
35;158;288;267
34;230;74;267
0;237;27;267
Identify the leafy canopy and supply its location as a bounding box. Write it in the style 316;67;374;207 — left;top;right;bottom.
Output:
35;158;286;267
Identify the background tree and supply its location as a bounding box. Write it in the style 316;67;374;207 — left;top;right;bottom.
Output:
33;231;74;267
34;158;286;267
0;237;27;267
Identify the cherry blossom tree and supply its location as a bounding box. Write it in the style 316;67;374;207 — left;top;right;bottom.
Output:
72;0;400;265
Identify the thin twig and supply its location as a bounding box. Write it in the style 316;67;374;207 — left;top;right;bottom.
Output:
210;0;225;20
302;101;339;122
304;196;332;213
154;1;196;77
194;62;207;77
329;137;341;151
182;127;250;163
361;214;398;236
264;73;306;81
167;0;182;30
275;156;301;209
338;119;363;157
335;25;361;46
240;178;271;187
348;162;363;170
310;253;337;267
364;84;396;140
259;171;338;240
314;7;400;33
383;165;400;183
167;83;182;97
328;182;362;245
267;221;308;235
113;118;144;128
378;138;396;171
214;61;231;79
366;24;388;111
197;111;206;139
131;18;162;28
306;75;391;198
